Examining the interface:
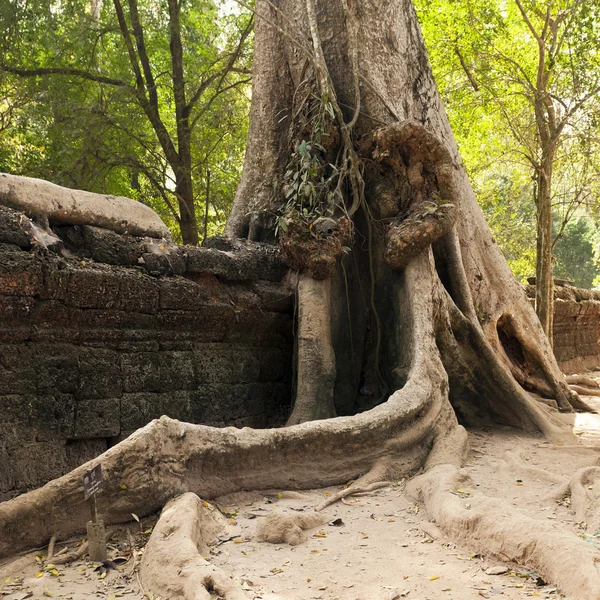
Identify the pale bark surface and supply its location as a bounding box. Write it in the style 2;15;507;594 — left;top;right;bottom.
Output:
0;172;171;239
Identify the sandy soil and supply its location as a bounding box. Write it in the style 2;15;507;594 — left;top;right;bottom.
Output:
1;396;598;600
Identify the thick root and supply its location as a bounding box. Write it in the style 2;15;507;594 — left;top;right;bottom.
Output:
316;481;391;511
566;466;600;531
0;256;454;559
287;274;337;425
140;492;247;600
567;375;600;389
570;384;600;398
408;463;600;600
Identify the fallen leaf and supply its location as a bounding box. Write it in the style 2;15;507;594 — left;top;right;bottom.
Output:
131;513;140;523
429;576;440;581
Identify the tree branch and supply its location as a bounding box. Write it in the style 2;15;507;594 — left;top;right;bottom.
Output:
454;46;479;92
127;0;159;108
514;0;542;44
185;16;254;117
112;0;146;95
0;64;131;88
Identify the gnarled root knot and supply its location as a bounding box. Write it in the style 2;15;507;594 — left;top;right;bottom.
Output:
362;120;461;270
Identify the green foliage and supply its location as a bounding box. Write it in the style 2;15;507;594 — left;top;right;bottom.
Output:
277;90;345;238
416;0;600;286
554;217;600;289
0;0;252;242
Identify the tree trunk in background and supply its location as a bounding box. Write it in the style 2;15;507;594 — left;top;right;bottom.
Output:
175;167;199;246
535;155;554;345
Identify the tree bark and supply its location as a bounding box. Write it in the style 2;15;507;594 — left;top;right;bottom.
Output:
175;166;199;246
535;155;554;344
227;0;578;425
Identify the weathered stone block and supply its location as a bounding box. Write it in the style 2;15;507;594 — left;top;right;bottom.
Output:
5;442;70;491
65;268;121;309
77;348;122;400
0;252;43;296
121;352;163;393
118;272;160;314
0;349;36;394
31;393;76;441
194;344;260;384
0;206;33;248
140;251;186;275
31;344;80;394
158;306;233;340
258;348;292;382
159;351;196;390
158;277;212;310
121;391;192;432
81;225;144;266
73;398;120;438
185;247;242;279
65;439;108;469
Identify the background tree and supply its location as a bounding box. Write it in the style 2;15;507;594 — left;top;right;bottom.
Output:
417;0;600;341
0;0;252;244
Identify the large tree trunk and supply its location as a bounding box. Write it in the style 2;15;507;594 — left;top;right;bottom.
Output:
1;2;598;598
229;0;578;424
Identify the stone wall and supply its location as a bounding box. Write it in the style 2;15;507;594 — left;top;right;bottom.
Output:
526;284;600;373
0;206;293;500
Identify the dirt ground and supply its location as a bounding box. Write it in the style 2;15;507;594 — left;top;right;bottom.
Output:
1;394;599;600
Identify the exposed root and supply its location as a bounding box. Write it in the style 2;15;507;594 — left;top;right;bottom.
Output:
408;463;600;600
287;274;337;425
0;255;453;559
493;312;579;412
46;535;56;561
567;375;600;389
51;542;88;565
502;450;567;486
316;481;390;511
570;384;600;399
140;493;247;600
550;466;600;531
256;511;325;545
